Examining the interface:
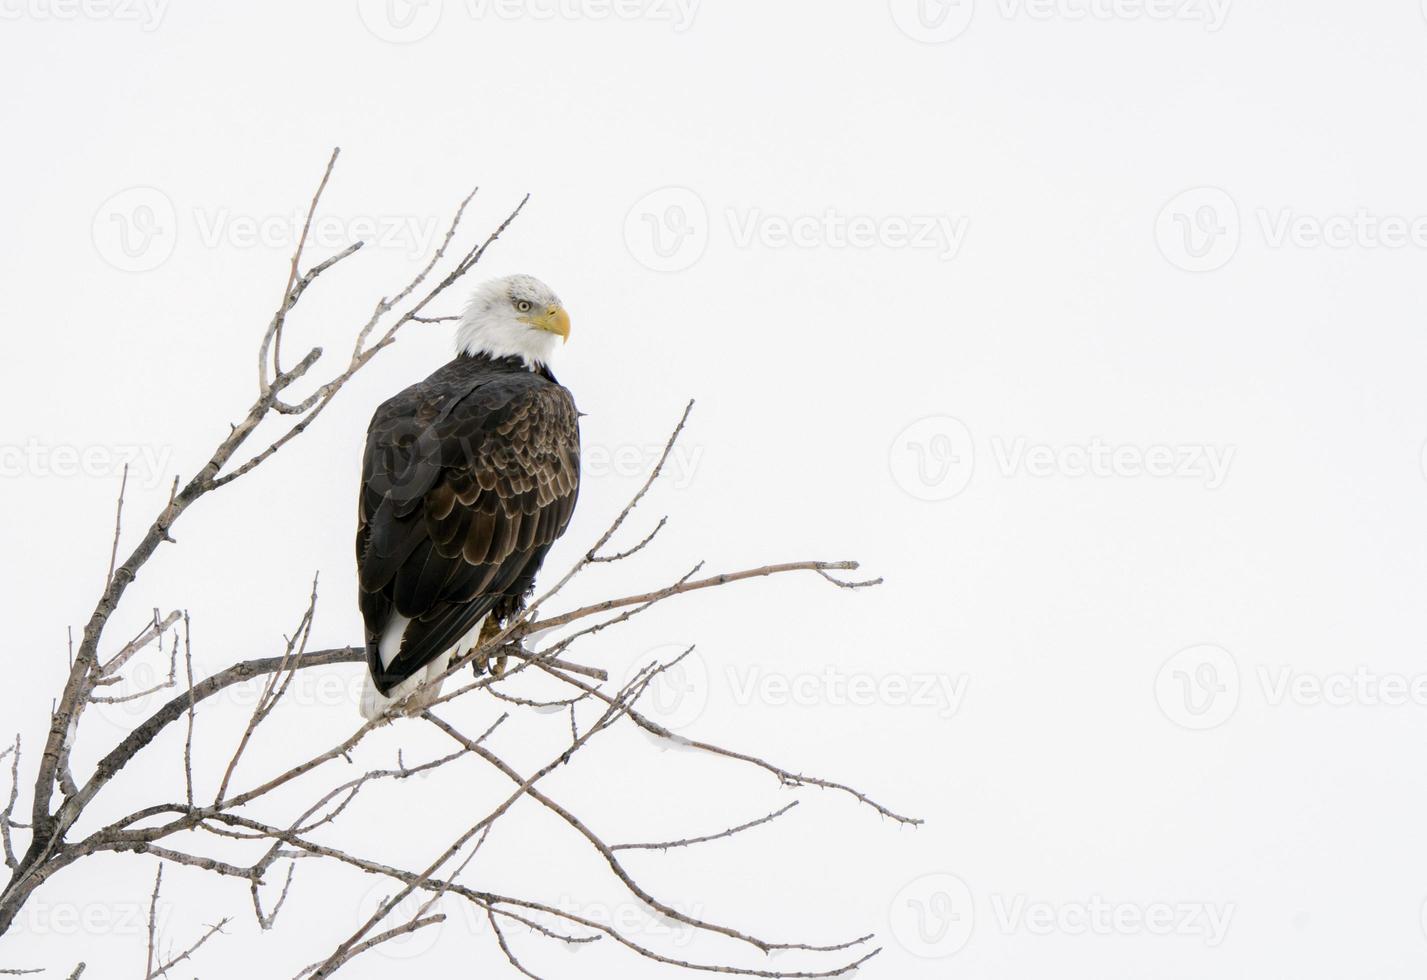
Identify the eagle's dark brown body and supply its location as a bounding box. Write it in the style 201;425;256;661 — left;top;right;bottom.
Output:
356;353;580;696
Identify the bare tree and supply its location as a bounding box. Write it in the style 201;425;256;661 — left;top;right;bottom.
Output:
0;150;918;978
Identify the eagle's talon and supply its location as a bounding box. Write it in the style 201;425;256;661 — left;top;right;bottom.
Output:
474;615;508;677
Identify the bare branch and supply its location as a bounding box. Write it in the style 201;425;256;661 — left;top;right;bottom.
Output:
262;147;341;391
292;916;443;980
587;400;693;561
588;515;667;564
214;576;319;804
145;916;230;980
180;614;195;810
501;648;608;683
425;682;867;957
1;737;21;869
98;609;181;679
540;662;921;827
612;802;801;852
251;862;296;930
304;686;618;978
487;908;547;980
144;863;162;978
523;560;878;640
103;465;129;595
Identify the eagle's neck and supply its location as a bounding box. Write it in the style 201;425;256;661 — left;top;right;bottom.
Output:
458;351;557;382
456;311;559;369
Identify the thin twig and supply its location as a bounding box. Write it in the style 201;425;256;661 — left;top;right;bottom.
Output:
180;615;195;810
103;466;129;595
144;864;162;978
263;147;341;390
612;802;801;851
214;577;319;804
145;917;230;980
1;737;21;869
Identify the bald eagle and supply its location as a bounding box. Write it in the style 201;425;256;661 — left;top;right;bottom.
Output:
356;274;579;719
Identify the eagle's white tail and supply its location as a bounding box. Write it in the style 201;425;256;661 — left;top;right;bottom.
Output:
359;651;451;720
358;613;485;721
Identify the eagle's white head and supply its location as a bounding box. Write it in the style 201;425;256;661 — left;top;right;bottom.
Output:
457;274;570;368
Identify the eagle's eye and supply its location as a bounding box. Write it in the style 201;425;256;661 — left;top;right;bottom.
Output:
514;299;533;313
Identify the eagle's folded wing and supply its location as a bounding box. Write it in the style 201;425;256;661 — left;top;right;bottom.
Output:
356;375;579;694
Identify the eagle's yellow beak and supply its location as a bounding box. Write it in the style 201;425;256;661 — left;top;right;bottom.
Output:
525;304;571;343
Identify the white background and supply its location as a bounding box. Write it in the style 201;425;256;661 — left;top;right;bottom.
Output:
3;0;1427;976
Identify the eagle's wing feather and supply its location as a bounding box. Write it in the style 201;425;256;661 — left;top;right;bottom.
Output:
357;366;580;696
